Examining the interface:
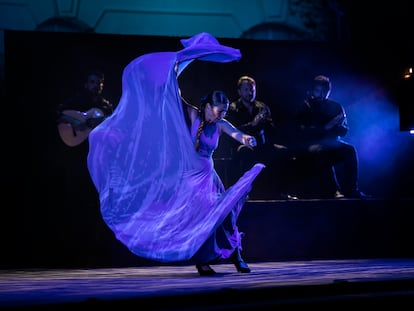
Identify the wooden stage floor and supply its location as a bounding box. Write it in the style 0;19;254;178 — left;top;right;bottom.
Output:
1;258;414;310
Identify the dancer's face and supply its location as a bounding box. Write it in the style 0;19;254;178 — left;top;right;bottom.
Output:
205;102;228;123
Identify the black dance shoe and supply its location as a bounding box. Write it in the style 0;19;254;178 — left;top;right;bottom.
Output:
343;190;371;199
233;259;251;273
231;250;251;273
196;264;216;276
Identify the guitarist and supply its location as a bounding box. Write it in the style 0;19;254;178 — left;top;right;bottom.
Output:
56;70;115;267
57;70;114;147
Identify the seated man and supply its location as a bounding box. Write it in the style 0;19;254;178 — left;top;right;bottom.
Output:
225;75;297;200
293;75;368;199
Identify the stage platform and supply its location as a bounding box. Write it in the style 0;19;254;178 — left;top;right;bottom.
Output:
106;197;414;267
1;197;413;309
239;197;414;262
1;258;414;309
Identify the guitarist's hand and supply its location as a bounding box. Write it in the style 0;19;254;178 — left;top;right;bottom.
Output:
57;108;105;147
86;117;104;129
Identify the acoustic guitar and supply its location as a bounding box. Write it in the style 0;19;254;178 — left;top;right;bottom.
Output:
57;108;105;147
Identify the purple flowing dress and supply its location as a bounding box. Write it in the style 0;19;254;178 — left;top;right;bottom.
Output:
87;32;264;263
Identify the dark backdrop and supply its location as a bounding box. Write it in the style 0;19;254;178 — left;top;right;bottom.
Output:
2;30;413;268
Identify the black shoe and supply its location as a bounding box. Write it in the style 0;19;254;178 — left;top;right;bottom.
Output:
196;264;216;276
343;190;370;199
233;260;251;273
230;250;251;273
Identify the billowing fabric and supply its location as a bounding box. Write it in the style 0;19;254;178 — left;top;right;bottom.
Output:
87;32;264;262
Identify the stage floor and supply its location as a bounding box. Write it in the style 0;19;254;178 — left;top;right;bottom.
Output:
2;258;414;309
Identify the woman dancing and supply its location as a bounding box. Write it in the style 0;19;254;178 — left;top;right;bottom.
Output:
87;32;264;276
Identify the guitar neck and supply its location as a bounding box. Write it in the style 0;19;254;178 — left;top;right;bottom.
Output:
59;114;86;126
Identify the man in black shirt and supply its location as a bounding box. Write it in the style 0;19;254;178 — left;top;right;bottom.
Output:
56;70;115;267
57;70;114;147
295;75;368;199
225;75;296;199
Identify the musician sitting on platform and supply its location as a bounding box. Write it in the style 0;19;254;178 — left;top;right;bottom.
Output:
57;70;114;147
55;69;116;267
224;75;297;200
293;75;368;199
